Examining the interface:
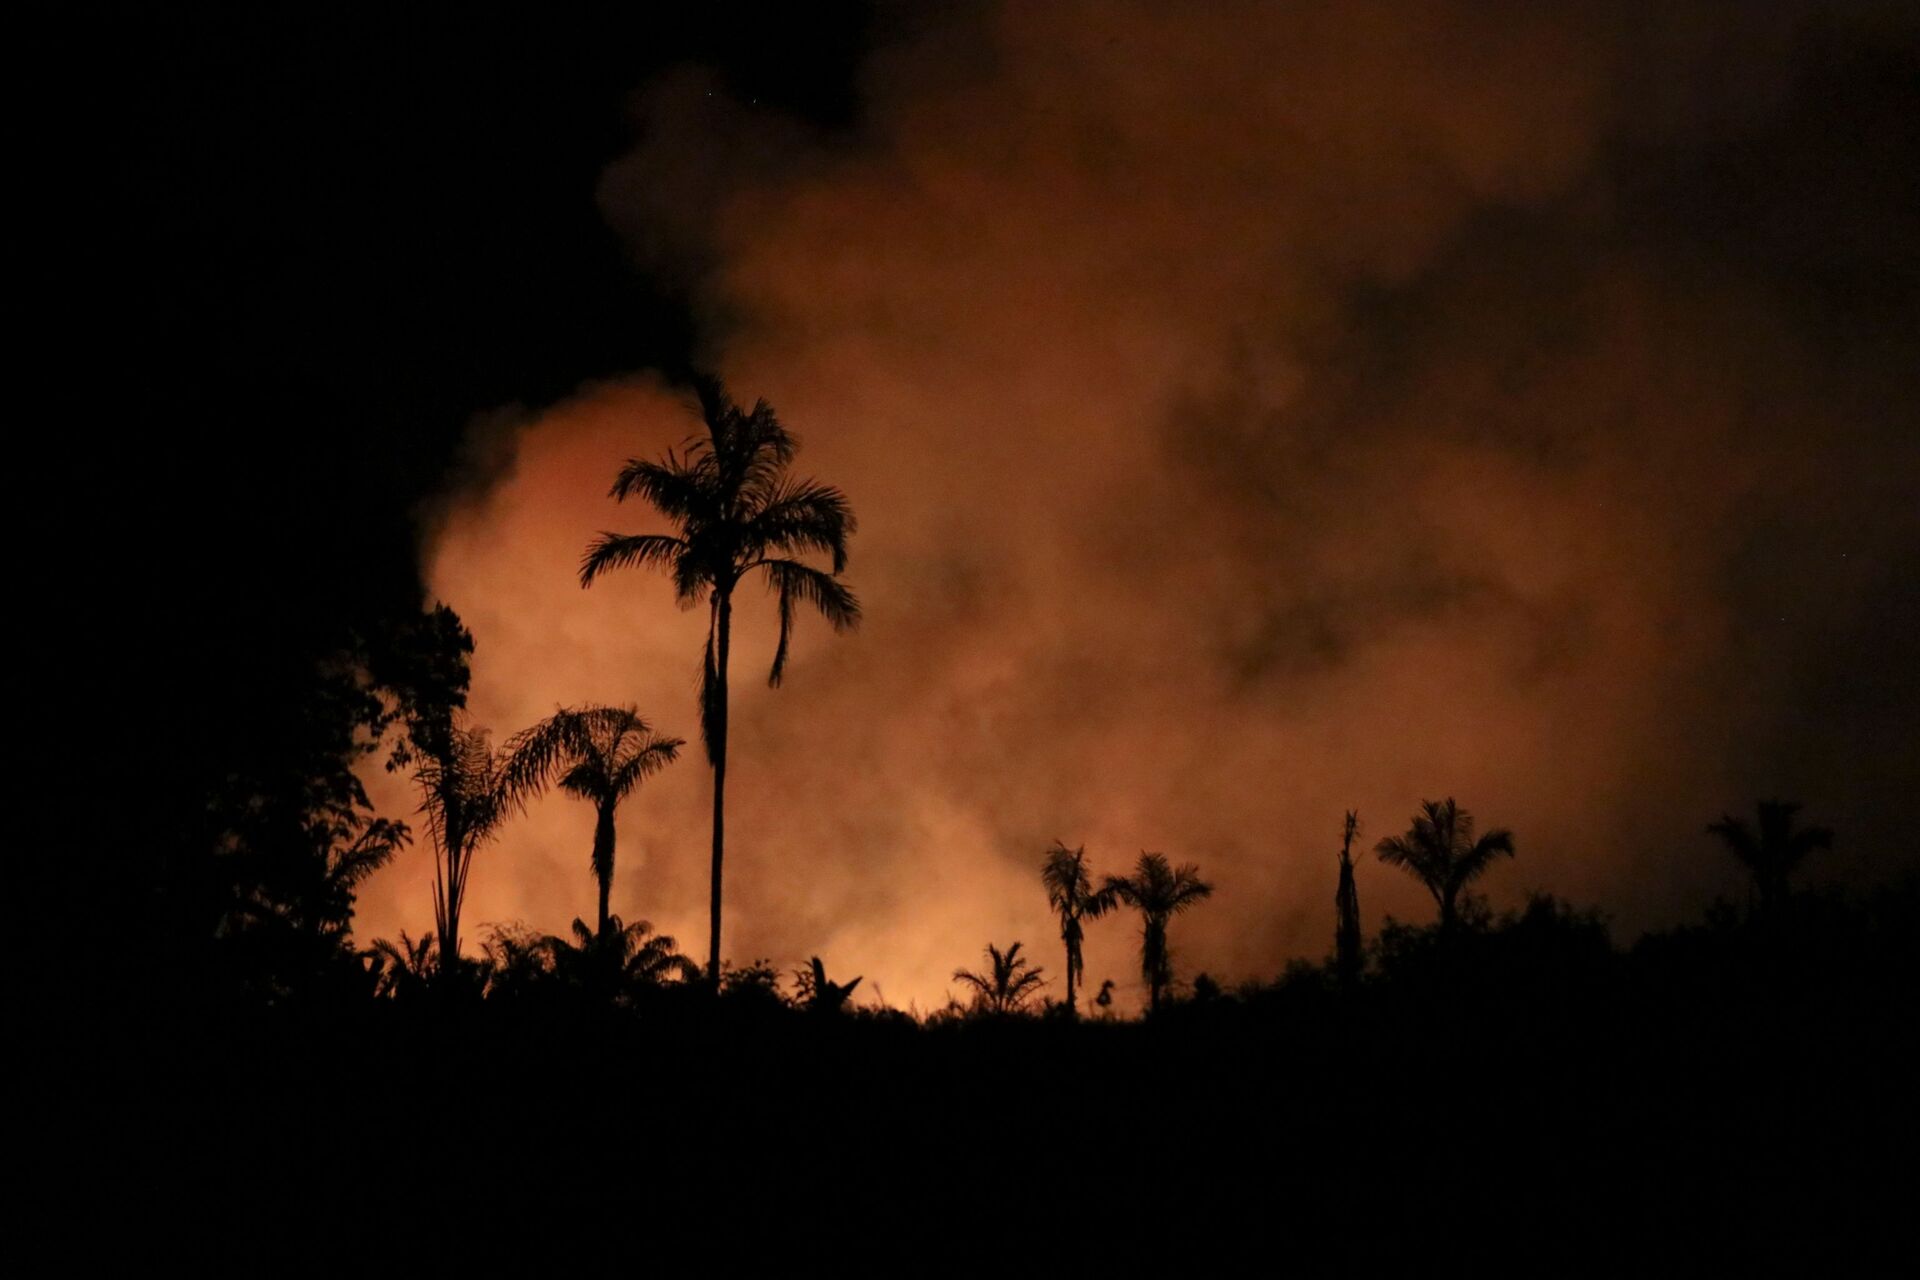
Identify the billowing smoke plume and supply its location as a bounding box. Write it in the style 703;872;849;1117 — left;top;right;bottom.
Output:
360;0;1919;1011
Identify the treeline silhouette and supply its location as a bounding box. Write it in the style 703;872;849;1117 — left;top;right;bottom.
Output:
89;379;1917;1265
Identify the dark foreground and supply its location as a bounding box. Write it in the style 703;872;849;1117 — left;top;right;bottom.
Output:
51;891;1919;1271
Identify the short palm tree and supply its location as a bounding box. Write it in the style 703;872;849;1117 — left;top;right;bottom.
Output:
545;915;700;998
504;705;683;938
797;956;862;1014
1040;841;1115;1014
368;930;438;1000
1374;798;1514;933
580;377;860;984
953;941;1047;1015
411;716;547;968
1104;854;1214;1014
1707;800;1832;916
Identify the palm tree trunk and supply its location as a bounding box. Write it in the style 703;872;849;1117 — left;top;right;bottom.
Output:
1064;936;1076;1015
593;802;616;938
707;590;732;986
1335;857;1362;983
1146;922;1163;1014
435;828;462;972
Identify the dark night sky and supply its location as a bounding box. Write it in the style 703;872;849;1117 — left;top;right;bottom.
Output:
49;3;1919;1002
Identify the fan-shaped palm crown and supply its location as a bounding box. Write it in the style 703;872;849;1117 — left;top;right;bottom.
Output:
1104;852;1213;1013
953;940;1048;1015
1041;841;1116;1013
1706;799;1832;914
504;705;683;936
1374;797;1514;931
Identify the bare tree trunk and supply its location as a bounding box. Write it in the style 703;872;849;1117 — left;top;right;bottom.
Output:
435;825;464;975
707;591;732;987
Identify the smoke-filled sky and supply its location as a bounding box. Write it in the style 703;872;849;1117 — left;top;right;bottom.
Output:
357;0;1918;1011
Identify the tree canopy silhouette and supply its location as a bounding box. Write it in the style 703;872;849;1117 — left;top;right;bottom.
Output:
1707;800;1833;917
207;603;472;1000
1105;853;1214;1013
1040;841;1116;1014
503;705;683;937
952;940;1047;1015
580;376;860;984
1374;798;1514;933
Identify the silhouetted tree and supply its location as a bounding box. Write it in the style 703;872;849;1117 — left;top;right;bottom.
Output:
410;716;545;969
206;603;471;1000
1040;841;1116;1014
953;941;1047;1014
503;705;683;937
1375;798;1514;934
1334;810;1364;984
1105;853;1214;1014
1707;800;1833;917
581;377;860;984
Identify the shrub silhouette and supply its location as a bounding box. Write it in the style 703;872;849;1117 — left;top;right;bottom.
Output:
795;956;862;1014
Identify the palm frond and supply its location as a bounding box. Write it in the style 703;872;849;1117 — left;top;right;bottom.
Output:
1705;815;1761;869
744;478;857;571
1454;828;1516;888
609;454;711;520
608;735;685;800
758;558;861;686
580;532;694;593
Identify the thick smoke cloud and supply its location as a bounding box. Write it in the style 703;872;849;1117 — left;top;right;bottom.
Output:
360;0;1918;1011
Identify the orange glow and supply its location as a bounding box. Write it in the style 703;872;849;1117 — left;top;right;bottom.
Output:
357;1;1907;1012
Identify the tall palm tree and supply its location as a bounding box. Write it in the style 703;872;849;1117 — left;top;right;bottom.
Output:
1374;798;1514;933
1040;841;1115;1014
952;941;1047;1015
1707;800;1832;916
580;377;860;984
1104;853;1214;1014
411;716;546;969
1334;810;1363;984
503;705;684;938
